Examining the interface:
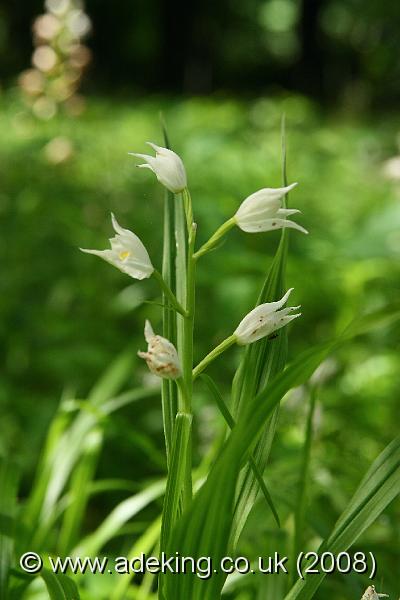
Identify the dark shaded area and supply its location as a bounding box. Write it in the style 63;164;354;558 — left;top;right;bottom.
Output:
1;0;400;106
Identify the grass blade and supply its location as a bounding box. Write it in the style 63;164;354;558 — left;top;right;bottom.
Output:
73;479;164;556
284;436;400;600
200;374;280;528
159;412;192;547
58;429;102;554
40;569;80;600
0;459;19;600
291;385;317;584
110;517;161;600
23;351;135;547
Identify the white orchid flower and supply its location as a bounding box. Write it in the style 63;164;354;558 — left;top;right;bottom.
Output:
80;213;154;280
138;320;182;380
234;183;308;234
234;288;301;345
129;142;187;193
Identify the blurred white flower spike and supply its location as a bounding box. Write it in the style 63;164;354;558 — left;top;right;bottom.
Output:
235;184;308;234
129;143;187;193
361;586;388;600
138;320;182;380
361;585;389;600
234;288;301;345
80;213;154;280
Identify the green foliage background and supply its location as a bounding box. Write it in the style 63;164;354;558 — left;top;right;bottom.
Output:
0;91;399;598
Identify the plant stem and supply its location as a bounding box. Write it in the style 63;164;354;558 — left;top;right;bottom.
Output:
192;335;237;380
153;270;187;317
160;173;177;468
180;190;196;503
291;384;317;586
182;187;193;236
193;217;236;260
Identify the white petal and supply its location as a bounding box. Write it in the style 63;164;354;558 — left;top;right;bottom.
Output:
144;320;155;342
111;213;129;236
255;288;294;315
128;152;151;160
238;217;308;234
79;247;107;258
277;208;301;217
146;141;163;152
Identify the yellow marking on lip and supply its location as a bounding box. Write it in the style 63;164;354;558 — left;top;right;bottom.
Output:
119;250;131;261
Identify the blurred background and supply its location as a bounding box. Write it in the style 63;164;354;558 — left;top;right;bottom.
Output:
1;0;400;597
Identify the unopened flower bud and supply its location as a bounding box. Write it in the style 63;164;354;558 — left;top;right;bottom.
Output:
138;320;182;379
361;586;388;600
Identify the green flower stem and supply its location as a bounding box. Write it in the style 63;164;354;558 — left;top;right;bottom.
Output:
182;187;193;236
193;217;236;260
182;224;197;406
192;334;237;380
153;270;187;317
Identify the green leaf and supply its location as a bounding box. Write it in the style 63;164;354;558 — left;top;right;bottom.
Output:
58;429;102;554
88;349;136;407
160;413;192;554
40;568;80;600
284;435;400;600
291;385;318;584
200;374;280;528
73;479;165;556
110;517;161;600
23;352;137;548
0;459;19;600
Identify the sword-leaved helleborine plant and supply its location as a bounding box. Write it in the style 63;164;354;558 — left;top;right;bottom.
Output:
80;129;312;600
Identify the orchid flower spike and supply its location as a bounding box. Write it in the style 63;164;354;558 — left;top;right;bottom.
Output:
361;586;388;600
80;213;154;280
234;183;308;234
234;288;301;345
138;320;182;380
129;142;187;193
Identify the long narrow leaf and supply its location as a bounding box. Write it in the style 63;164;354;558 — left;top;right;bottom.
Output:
200;374;280;528
58;429;102;554
40;569;80;600
0;459;19;600
73;479;164;556
284;436;400;600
